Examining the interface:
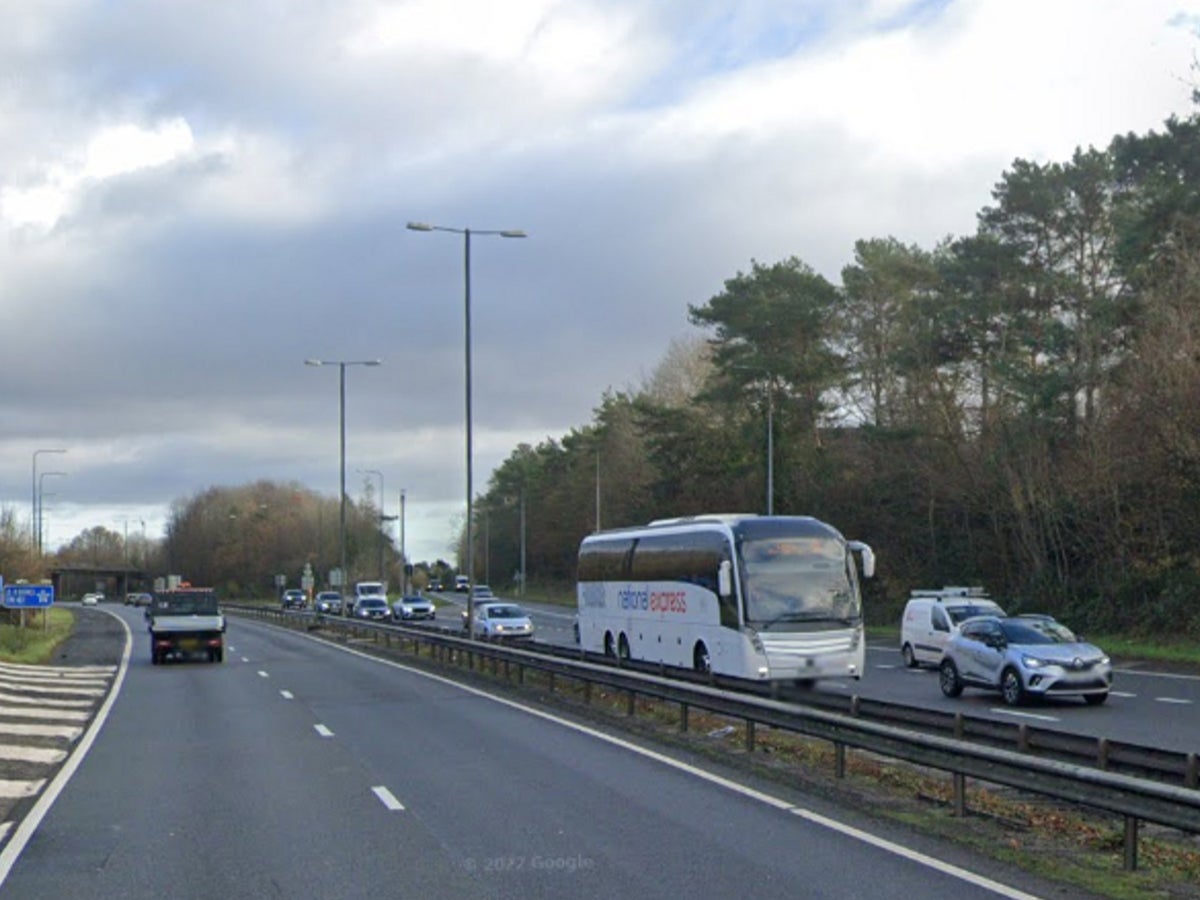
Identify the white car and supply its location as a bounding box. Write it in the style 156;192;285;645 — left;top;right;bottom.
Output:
466;602;534;641
392;595;435;621
81;592;102;606
900;588;1005;669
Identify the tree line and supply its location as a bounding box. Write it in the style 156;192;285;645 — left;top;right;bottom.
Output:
474;109;1200;637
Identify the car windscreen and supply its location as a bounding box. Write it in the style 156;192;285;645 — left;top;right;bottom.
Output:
947;602;1004;624
486;605;523;619
358;599;387;609
1000;619;1077;644
152;592;219;615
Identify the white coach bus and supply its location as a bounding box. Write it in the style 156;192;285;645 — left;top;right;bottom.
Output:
576;515;876;684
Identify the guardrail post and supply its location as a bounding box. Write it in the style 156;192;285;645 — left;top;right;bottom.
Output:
1097;738;1110;770
1017;724;1030;752
745;721;756;753
626;690;636;717
850;695;861;717
834;743;845;778
953;773;966;817
1124;816;1138;871
1187;753;1198;789
680;702;689;733
954;713;964;739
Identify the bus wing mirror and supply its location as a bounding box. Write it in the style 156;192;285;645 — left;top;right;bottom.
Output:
848;541;875;579
718;560;733;598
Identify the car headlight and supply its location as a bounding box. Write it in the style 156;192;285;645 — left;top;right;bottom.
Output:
1022;655;1048;668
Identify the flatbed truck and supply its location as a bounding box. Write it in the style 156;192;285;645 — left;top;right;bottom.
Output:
147;588;226;664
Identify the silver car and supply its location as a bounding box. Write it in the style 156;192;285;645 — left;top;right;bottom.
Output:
939;615;1112;706
467;602;534;641
392;595;435;621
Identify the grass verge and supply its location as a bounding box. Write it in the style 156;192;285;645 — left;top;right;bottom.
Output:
0;607;76;664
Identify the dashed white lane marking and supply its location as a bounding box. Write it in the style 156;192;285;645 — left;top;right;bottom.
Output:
1109;691;1136;698
1155;697;1193;705
0;706;89;723
371;786;405;811
0;691;93;708
280;690;294;700
314;724;334;738
0;780;46;800
990;709;1059;723
0;723;83;740
241;657;250;663
0;682;103;698
0;746;67;765
257;671;269;679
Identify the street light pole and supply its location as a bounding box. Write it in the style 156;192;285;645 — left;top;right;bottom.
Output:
306;358;382;612
32;448;66;555
38;471;67;557
407;220;525;635
357;468;385;581
399;489;407;595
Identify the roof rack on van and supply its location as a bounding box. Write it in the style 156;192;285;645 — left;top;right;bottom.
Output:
908;586;990;600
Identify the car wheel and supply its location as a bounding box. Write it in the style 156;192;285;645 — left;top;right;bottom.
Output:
693;642;711;674
1084;692;1108;706
603;632;615;658
938;658;963;697
1001;667;1026;706
901;643;918;669
617;633;631;662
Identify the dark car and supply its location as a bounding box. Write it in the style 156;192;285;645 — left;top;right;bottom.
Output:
281;589;306;610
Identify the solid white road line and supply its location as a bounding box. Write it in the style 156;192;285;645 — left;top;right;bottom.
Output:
371;786;405;811
990;709;1059;723
314;724;334;737
1155;697;1193;705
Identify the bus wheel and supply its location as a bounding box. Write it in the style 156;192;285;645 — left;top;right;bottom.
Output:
617;634;631;662
693;642;711;674
603;632;615;658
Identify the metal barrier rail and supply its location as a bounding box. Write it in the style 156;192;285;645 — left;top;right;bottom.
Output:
227;604;1200;870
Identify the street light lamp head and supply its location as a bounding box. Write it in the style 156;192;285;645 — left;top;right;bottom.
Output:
499;230;527;239
304;359;323;367
406;221;434;232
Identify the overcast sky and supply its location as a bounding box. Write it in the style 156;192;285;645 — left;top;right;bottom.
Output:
2;0;1197;566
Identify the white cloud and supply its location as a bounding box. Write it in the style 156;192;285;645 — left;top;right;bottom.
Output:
1;0;1196;565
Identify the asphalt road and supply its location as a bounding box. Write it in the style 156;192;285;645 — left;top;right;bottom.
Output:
0;604;1085;899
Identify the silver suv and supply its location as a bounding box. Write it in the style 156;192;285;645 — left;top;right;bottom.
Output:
938;615;1112;706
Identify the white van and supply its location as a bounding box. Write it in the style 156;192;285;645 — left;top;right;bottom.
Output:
900;587;1006;669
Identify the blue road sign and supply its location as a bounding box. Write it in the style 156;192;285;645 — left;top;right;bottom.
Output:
2;584;55;608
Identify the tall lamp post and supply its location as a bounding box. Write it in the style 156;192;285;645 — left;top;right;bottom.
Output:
734;367;776;516
39;472;66;556
306;358;382;611
32;448;66;554
407;220;526;635
357;468;386;581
